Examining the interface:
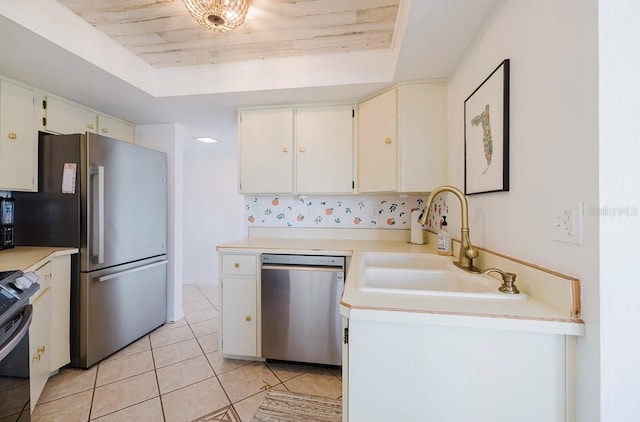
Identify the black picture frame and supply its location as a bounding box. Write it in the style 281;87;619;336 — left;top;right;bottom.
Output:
464;59;510;195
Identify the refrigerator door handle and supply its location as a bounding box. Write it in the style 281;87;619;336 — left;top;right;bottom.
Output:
90;165;105;265
95;260;169;283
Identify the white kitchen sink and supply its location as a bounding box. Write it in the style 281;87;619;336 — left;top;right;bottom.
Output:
359;252;526;300
362;251;450;270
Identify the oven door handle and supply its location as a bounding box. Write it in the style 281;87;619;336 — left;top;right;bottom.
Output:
0;305;33;362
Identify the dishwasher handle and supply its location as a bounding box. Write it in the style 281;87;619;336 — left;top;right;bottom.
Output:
261;264;344;273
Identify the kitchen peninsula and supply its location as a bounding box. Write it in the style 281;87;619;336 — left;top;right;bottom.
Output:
218;232;584;422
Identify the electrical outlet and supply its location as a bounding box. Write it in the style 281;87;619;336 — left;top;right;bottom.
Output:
552;201;584;245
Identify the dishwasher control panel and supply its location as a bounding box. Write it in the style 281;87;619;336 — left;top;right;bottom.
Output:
262;254;345;268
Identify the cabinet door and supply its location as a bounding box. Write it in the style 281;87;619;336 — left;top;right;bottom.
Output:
50;255;71;371
296;105;354;194
398;82;447;192
221;277;257;357
29;286;52;413
98;114;135;143
0;81;36;191
357;89;397;193
45;96;97;135
239;108;294;194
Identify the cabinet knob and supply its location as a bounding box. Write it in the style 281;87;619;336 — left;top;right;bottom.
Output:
88;123;95;129
299;147;305;152
384;137;392;144
32;346;46;362
8;133;17;139
245;315;252;322
102;128;109;133
282;147;288;153
234;262;240;268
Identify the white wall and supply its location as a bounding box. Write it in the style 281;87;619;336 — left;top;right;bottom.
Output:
599;0;640;420
183;148;246;285
446;1;600;420
136;124;184;323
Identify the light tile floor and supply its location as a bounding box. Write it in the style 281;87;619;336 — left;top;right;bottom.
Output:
33;284;343;421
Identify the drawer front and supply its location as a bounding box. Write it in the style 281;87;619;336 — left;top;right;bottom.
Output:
221;254;257;276
29;260;53;302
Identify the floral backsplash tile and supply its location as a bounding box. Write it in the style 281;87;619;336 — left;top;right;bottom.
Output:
245;195;449;231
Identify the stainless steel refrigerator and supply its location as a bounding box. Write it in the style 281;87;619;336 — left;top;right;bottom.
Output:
14;132;168;368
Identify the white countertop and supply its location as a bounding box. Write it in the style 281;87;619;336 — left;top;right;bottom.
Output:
218;237;585;336
0;246;79;272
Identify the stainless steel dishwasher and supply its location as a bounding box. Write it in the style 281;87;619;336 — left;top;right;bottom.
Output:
261;254;345;366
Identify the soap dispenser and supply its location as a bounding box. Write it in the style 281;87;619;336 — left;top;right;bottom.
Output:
437;216;452;256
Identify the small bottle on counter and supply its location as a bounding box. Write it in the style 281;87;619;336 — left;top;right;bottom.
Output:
437;216;452;256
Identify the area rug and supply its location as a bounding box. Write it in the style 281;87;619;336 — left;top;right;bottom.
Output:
252;390;342;422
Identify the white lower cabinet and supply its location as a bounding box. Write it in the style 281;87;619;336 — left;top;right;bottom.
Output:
219;253;260;358
346;317;574;422
221;277;258;357
29;261;53;414
50;255;71;370
27;253;73;411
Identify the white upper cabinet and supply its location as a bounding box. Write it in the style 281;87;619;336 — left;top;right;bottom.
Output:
358;81;447;193
239;105;355;195
41;96;135;142
97;114;135;143
0;80;37;191
357;88;398;193
239;108;294;194
295;105;354;194
44;96;98;135
398;81;447;192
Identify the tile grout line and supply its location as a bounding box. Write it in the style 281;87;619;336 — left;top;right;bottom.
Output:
193;284;236;416
148;334;169;422
87;359;100;421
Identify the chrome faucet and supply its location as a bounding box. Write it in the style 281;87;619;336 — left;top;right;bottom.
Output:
418;185;480;273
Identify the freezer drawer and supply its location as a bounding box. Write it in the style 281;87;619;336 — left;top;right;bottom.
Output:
79;257;167;368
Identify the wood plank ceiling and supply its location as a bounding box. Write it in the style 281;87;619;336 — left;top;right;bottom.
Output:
57;0;401;68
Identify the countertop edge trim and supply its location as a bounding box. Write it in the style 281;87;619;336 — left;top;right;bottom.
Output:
341;302;585;336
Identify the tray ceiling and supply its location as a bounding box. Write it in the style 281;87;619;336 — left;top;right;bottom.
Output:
57;0;400;68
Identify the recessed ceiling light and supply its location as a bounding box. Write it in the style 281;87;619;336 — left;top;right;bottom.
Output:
195;137;220;143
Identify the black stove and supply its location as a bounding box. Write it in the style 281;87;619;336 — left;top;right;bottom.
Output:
0;270;39;421
0;271;39;338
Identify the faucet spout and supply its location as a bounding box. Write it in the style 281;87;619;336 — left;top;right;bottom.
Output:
418;185;480;273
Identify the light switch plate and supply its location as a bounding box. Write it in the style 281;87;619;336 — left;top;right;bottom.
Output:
552;201;584;245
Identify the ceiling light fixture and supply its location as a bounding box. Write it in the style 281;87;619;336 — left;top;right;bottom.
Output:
183;0;249;32
195;137;220;143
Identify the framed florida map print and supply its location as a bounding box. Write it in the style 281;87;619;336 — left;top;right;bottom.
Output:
464;59;510;195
